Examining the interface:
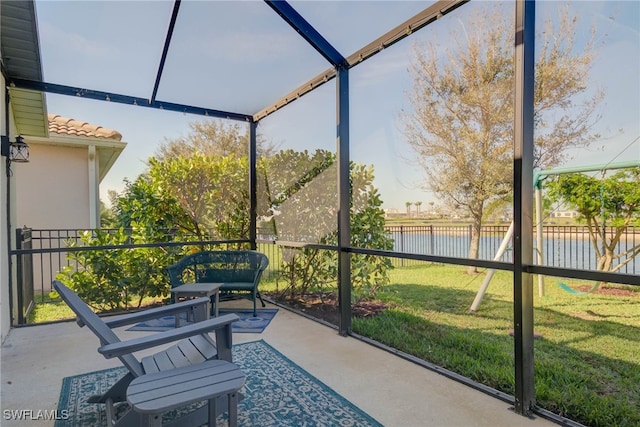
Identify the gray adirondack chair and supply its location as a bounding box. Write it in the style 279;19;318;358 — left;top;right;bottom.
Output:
53;280;239;426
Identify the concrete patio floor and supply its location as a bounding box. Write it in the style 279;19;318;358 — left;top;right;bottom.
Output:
1;300;559;427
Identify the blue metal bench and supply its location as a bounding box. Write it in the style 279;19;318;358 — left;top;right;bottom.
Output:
167;250;269;317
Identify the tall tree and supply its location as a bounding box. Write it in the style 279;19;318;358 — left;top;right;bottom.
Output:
546;168;640;274
402;4;603;272
155;119;276;160
146;155;250;241
148;118;277;241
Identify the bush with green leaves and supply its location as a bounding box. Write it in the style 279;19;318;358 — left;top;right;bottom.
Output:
263;149;394;301
145;155;251;241
55;229;174;311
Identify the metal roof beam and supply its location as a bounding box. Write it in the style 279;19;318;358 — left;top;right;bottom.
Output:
264;0;346;67
255;0;468;122
9;78;253;122
345;0;468;67
150;0;181;104
253;68;336;122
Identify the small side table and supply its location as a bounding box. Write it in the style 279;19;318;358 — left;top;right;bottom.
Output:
170;283;223;326
127;359;246;427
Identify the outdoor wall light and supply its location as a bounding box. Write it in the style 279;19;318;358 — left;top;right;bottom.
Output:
1;135;30;163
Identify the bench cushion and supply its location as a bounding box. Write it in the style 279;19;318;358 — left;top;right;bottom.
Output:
220;282;254;292
200;268;257;283
167;250;269;315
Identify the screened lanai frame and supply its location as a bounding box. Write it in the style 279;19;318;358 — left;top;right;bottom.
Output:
3;0;639;423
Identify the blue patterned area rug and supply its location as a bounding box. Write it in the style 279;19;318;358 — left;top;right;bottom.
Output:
55;339;382;427
127;308;278;333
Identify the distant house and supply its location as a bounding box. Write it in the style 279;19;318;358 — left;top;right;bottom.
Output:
549;210;579;219
14;114;126;230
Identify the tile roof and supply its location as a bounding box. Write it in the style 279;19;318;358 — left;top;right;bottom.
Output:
48;114;122;141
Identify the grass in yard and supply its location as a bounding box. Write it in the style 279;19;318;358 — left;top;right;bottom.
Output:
27;293;75;323
352;263;640;427
27;292;167;324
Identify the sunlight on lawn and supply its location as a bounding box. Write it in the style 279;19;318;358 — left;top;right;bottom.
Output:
352;263;639;427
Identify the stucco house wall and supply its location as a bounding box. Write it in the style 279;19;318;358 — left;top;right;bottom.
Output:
14;115;126;230
1;72;12;340
14;142;91;229
10;115;126;302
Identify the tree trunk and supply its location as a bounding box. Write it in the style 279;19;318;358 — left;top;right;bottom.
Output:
467;215;482;274
598;248;614;272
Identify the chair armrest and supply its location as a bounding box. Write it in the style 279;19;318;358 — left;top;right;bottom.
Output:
98;313;239;359
102;297;211;329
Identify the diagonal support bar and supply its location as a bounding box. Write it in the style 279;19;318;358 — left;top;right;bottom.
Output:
264;0;346;67
150;0;182;103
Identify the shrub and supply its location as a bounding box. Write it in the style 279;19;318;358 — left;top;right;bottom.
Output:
55;229;176;311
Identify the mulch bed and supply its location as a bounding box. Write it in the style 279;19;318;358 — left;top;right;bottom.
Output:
266;292;387;325
573;285;639;297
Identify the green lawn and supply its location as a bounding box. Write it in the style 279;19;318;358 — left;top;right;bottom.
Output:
352;263;639;427
27;293;75;323
27;292;167;324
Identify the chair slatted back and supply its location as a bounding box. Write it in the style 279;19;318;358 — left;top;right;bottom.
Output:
53;281;144;377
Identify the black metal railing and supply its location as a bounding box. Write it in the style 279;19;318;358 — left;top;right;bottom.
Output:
13;224;639;324
15;228;34;324
16;228;282;303
384;224;639;273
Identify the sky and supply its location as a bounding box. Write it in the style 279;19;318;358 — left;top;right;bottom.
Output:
34;0;640;211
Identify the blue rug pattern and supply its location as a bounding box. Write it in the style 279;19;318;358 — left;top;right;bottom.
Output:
56;340;382;427
127;308;278;333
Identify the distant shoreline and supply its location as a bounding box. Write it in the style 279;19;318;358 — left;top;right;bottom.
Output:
383;222;640;241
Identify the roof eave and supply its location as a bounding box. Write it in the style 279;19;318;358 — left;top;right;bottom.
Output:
1;1;47;137
26;135;127;183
